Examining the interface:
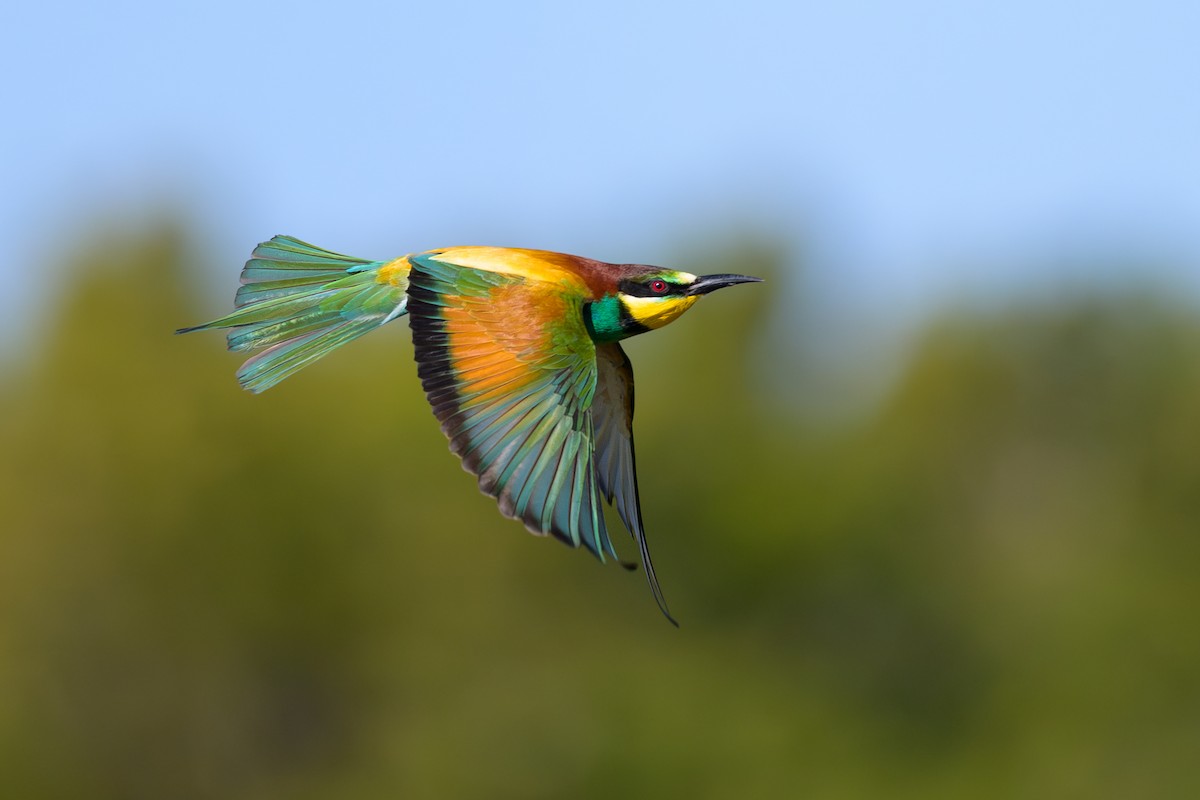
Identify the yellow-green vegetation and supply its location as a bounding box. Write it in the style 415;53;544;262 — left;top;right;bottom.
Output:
1;225;1197;799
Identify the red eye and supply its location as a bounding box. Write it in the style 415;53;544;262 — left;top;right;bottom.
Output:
649;279;668;294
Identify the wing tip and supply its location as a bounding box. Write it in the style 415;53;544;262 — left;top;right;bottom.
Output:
648;571;679;627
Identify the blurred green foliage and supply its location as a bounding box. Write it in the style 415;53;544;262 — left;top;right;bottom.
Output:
1;224;1198;799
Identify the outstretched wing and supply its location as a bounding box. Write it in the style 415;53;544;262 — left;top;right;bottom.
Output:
593;343;676;625
406;250;618;560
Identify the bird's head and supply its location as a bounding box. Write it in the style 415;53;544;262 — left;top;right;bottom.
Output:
584;266;763;342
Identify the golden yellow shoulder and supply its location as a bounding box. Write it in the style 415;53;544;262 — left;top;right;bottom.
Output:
423;247;592;290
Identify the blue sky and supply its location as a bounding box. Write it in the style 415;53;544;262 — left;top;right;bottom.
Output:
5;1;1198;349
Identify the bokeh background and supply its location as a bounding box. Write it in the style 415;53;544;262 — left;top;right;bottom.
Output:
4;2;1199;798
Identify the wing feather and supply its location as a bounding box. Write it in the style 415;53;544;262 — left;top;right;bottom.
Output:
593;343;676;625
407;252;617;559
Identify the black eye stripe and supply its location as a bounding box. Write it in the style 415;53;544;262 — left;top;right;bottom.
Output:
619;278;686;297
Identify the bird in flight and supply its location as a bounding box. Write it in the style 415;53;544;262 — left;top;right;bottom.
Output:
179;236;761;624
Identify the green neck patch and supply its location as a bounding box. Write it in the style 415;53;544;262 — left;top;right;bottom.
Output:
584;295;642;342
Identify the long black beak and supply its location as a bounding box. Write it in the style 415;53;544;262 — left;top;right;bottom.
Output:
687;273;764;296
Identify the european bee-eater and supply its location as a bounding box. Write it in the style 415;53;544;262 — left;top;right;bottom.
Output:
179;236;761;624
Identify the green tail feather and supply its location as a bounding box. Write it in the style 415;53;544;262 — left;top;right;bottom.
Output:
177;236;410;393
